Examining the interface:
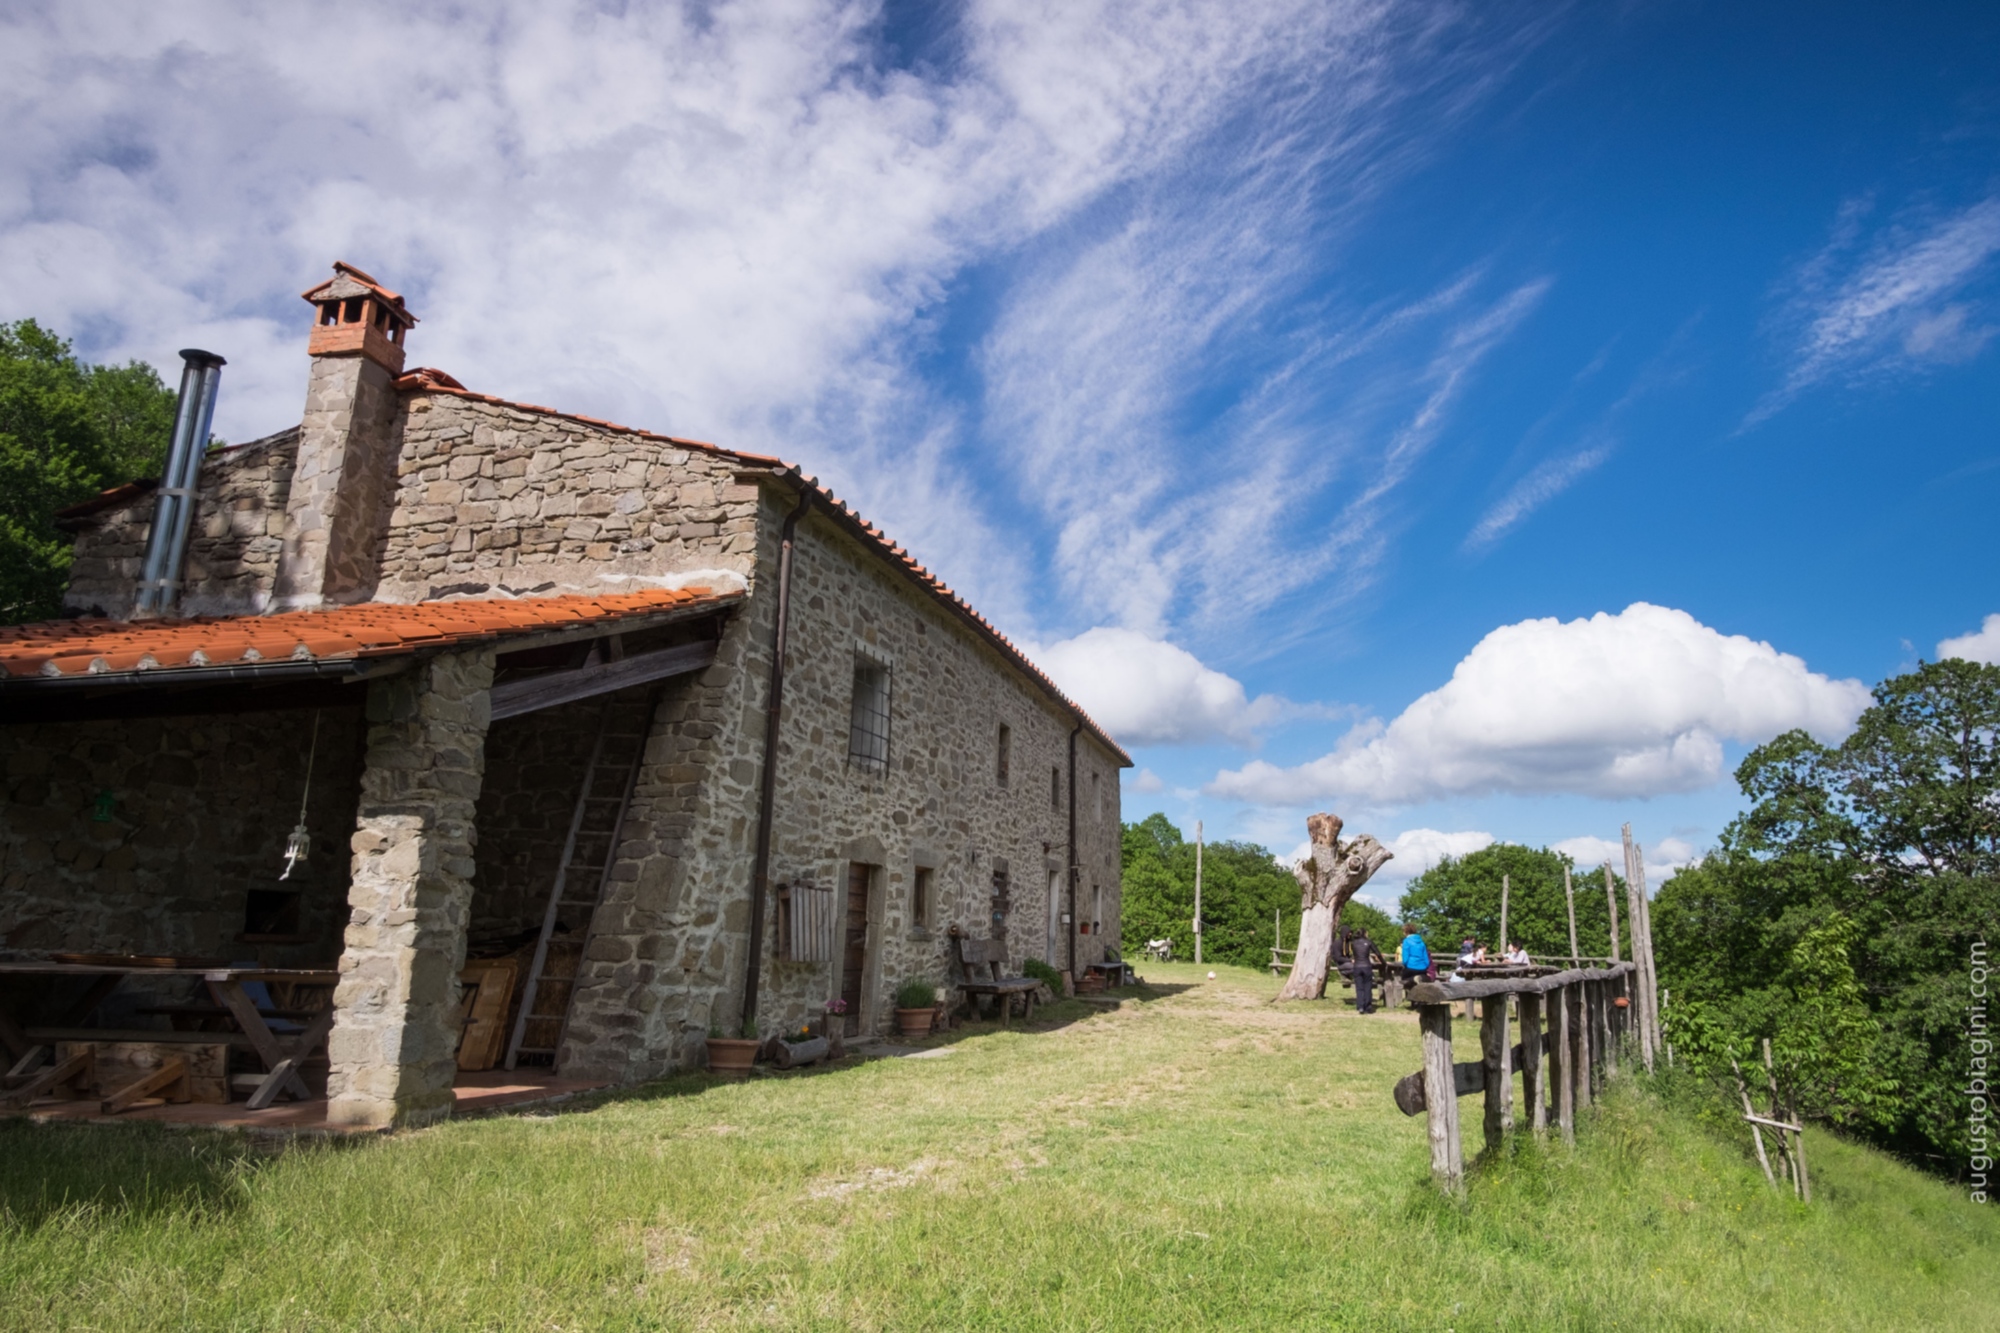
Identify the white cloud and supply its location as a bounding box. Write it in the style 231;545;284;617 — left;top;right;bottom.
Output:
1751;193;2000;423
1029;627;1284;746
1125;768;1166;794
1378;828;1495;883
1464;444;1610;551
0;1;1544;652
1939;614;2000;666
1551;834;1698;881
1209;602;1871;804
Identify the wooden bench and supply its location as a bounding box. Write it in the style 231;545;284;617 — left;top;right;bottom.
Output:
947;927;1039;1027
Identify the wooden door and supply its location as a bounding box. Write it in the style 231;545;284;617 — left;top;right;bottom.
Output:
841;863;871;1034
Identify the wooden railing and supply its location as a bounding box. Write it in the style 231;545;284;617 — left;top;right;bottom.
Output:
1392;962;1639;1193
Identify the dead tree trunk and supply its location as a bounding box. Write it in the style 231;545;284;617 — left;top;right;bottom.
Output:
1277;813;1393;1001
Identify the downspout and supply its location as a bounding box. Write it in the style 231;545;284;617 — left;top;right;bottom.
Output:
742;484;813;1032
133;350;226;618
1066;719;1081;981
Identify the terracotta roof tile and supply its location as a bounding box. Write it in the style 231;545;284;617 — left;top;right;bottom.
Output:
0;588;739;683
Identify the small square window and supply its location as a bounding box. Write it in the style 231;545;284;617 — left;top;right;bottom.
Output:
849;661;891;772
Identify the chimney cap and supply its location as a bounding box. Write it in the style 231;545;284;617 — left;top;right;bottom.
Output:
301;261;418;327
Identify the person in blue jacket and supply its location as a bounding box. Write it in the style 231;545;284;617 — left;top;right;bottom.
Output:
1399;924;1432;982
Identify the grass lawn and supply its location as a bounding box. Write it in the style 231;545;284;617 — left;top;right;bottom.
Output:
2;961;1992;1330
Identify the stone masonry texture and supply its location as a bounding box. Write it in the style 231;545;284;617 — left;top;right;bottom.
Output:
27;348;1125;1114
325;647;494;1129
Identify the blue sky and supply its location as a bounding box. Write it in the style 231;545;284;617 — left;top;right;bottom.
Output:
4;2;1997;906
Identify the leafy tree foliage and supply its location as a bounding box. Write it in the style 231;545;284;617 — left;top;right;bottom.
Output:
0;320;178;622
1399;842;1623;962
1119;814;1389;969
1654;659;2000;1171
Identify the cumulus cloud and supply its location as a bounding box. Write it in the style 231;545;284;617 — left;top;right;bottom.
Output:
1938;613;2000;665
1209;603;1871;804
1750;193;2000;424
1125;768;1166;794
1551;834;1698;880
1030;627;1285;746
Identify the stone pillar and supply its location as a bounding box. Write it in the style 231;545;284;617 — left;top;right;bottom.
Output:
271;353;403;611
326;648;493;1129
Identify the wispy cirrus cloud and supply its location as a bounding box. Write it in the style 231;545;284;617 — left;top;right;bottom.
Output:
1748;192;2000;425
1463;442;1609;551
0;0;1556;659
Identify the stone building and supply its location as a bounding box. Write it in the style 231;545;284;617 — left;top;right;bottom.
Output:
0;262;1127;1128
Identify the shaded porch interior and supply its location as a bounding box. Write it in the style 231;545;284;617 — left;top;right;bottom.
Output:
3;611;720;1124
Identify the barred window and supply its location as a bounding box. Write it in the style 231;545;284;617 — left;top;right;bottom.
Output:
849;660;891;772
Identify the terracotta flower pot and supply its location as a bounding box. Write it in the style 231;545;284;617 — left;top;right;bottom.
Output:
705;1037;758;1078
895;1006;935;1036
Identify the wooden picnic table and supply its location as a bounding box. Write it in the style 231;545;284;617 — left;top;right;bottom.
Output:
0;961;338;1110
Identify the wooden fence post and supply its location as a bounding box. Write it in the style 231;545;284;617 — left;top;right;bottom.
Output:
1588;980;1607;1092
1482;992;1512;1153
1519;991;1545;1137
1551;983;1574;1142
1571;983;1592;1112
1419;1004;1463;1193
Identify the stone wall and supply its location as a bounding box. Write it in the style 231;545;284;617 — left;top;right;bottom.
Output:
326;647;495;1129
373;393;761;603
0;703;364;1022
559;486;1124;1081
63;429;300;619
61;383;764;620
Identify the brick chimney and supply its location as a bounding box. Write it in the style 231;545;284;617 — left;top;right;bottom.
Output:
271;263;418;612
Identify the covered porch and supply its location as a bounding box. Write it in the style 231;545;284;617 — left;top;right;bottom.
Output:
1;588;738;1129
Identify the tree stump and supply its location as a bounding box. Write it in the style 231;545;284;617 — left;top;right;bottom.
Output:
1276;813;1394;1002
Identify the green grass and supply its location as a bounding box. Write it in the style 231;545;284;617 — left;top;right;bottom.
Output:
2;962;1991;1330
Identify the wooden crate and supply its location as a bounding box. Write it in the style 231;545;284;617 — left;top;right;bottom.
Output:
54;1040;230;1104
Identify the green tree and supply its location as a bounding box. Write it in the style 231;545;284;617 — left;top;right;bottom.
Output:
1119;814;1348;969
1399;843;1621;963
0;320;178;622
1654;659;2000;1171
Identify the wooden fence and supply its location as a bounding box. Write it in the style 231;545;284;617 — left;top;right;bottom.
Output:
1392;961;1640;1193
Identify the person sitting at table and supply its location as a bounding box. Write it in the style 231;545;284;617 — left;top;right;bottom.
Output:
1399;924;1433;982
1449;936;1479;980
1503;940;1531;965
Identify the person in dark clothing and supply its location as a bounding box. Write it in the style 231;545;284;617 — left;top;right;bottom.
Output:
1349;928;1386;1013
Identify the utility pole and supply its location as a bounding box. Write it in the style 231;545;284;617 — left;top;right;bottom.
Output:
1499;873;1511;956
1193;819;1204;965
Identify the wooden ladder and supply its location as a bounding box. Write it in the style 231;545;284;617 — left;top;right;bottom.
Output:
503;685;658;1070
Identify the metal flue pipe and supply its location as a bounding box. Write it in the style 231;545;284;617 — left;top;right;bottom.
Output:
134;349;226;617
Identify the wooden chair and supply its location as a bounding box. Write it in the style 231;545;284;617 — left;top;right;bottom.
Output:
947;927;1040;1026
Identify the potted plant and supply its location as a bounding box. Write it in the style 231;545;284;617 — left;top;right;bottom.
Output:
894;978;937;1036
706;1018;759;1078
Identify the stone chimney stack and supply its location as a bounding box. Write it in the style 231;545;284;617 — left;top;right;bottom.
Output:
270;262;418;612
